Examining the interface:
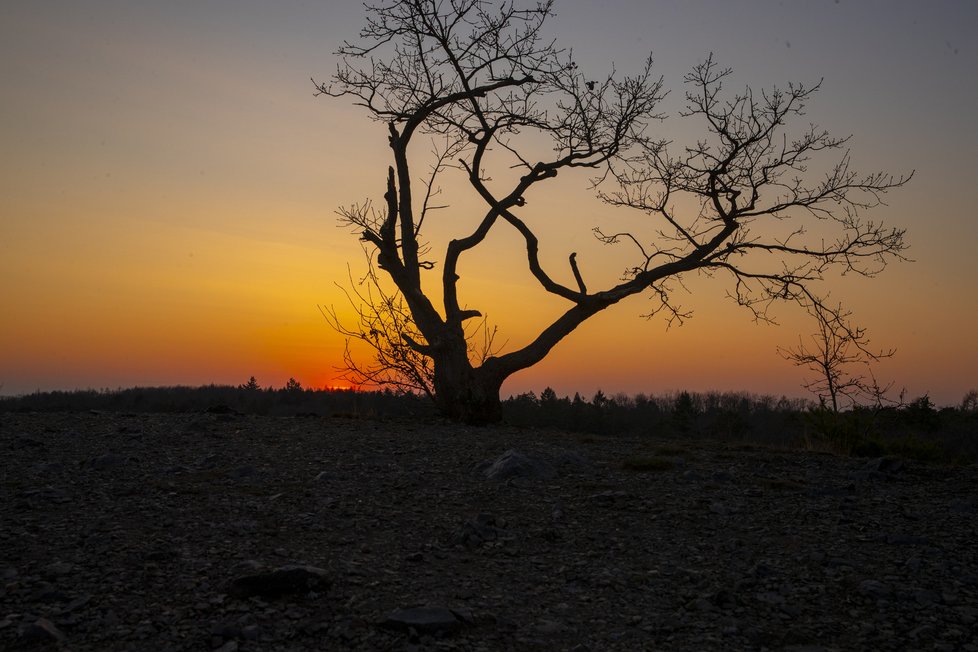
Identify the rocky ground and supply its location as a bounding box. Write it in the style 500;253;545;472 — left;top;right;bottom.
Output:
1;410;977;651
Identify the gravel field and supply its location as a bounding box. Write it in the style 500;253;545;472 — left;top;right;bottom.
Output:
2;411;977;651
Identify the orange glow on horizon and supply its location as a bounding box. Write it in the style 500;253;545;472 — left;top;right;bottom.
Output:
325;382;360;392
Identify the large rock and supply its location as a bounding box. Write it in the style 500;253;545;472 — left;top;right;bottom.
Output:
476;449;555;481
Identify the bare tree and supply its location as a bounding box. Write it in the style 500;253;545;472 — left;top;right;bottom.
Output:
961;390;978;413
778;302;896;413
316;0;910;423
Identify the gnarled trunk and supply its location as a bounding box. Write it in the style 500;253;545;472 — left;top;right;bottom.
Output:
431;343;504;424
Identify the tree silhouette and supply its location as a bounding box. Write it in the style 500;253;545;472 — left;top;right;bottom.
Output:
962;390;978;413
317;0;910;424
284;377;303;392
239;376;261;392
779;303;895;413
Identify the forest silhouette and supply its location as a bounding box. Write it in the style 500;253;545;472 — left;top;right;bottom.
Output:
4;384;975;463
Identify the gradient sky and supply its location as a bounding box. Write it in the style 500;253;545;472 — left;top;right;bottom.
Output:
1;1;976;406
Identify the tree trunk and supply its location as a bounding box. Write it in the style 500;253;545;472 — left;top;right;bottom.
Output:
431;347;504;425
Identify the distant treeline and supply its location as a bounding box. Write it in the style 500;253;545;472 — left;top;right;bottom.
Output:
0;383;430;419
503;387;978;462
503;388;811;439
2;383;976;462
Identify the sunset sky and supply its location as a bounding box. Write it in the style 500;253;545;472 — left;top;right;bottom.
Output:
2;1;976;406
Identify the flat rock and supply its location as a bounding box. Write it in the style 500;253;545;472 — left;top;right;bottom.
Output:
228;565;331;599
87;452;126;469
381;606;465;633
18;617;66;643
226;465;260;479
